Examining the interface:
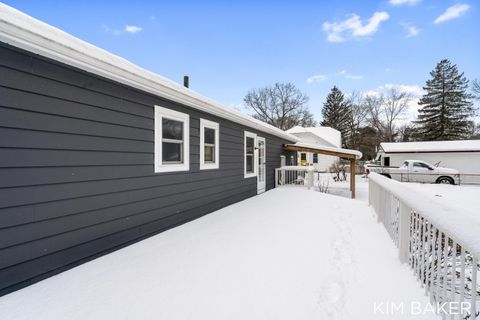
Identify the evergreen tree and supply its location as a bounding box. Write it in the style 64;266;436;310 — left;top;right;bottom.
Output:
321;86;351;146
415;59;474;140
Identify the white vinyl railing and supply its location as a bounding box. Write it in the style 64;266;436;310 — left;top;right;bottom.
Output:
369;173;479;319
275;167;315;189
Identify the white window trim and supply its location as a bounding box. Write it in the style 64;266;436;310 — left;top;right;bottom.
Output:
244;131;257;178
154;105;190;173
199;119;220;170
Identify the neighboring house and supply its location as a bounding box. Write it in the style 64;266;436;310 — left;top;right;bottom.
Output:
286;126;341;171
0;4;299;295
376;140;480;174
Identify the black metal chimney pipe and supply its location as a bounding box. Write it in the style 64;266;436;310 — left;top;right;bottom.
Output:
183;75;189;88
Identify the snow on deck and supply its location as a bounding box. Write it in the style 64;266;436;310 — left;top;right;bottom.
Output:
0;189;436;320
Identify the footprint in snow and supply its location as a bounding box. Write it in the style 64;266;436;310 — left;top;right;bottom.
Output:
316;277;346;318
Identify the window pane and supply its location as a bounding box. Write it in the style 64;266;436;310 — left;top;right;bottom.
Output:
258;165;264;181
246;137;254;154
204;146;215;162
162;142;182;162
162;118;183;140
246;155;254;173
414;162;429;169
204;127;215;144
313;154;318;163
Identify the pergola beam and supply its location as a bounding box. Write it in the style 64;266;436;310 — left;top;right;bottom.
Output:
282;144;356;160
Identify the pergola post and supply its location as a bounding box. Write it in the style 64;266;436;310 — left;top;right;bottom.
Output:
350;158;356;199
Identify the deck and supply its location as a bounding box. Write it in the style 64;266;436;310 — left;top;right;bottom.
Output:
0;188;436;319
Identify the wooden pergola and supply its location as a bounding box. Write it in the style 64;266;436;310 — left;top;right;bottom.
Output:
283;143;362;199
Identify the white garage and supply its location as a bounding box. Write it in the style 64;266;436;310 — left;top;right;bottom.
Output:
376;140;480;183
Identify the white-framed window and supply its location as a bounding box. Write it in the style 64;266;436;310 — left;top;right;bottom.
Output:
199;119;220;170
244;131;257;178
154;106;190;173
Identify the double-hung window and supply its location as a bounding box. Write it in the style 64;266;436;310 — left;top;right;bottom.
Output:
154;106;189;172
244;131;257;178
200;119;219;170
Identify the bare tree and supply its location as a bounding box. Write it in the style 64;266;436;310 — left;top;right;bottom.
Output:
383;88;413;141
344;91;369;149
365;88;413;142
244;82;316;130
364;94;386;141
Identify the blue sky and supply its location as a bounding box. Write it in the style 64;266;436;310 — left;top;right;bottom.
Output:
4;0;479;120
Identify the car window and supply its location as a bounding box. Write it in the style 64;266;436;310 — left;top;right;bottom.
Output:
413;162;431;169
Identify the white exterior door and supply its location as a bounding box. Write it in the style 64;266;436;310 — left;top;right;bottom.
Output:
257;137;266;194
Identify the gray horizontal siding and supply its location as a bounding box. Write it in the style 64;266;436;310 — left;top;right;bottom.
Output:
0;42;294;295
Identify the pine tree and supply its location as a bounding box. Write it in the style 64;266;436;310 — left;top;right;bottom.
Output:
415;59;474;140
321;86;351;147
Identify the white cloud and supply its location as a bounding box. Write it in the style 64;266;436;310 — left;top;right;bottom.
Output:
385;67;391;72
323;11;390;42
307;70;363;83
125;25;143;34
389;0;421;6
405;25;420;37
352;12;390;36
102;24;143;35
434;4;470;24
363;90;382;98
382;83;425;96
364;83;425;102
307;75;327;83
345;73;364;80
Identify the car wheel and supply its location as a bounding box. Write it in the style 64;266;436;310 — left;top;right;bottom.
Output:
436;176;454;184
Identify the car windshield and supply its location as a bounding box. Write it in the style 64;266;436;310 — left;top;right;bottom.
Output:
402;161;409;167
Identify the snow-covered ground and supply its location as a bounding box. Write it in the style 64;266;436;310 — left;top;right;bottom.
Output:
0;188;437;320
311;172;370;203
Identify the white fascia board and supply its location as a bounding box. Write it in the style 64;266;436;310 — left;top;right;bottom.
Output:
0;3;299;143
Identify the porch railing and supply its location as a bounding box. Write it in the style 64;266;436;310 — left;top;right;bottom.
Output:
275;167;315;189
369;173;479;319
275;166;326;189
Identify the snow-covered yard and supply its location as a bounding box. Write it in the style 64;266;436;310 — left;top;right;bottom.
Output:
0;188;437;320
315;173;370;202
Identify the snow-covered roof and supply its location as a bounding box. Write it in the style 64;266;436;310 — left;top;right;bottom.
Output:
286;126;341;147
285;142;362;159
0;3;299;142
380;140;480;153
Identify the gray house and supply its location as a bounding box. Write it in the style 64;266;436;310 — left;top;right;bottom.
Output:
0;4;299;295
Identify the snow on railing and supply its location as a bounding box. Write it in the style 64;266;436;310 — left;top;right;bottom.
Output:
369;173;479;319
